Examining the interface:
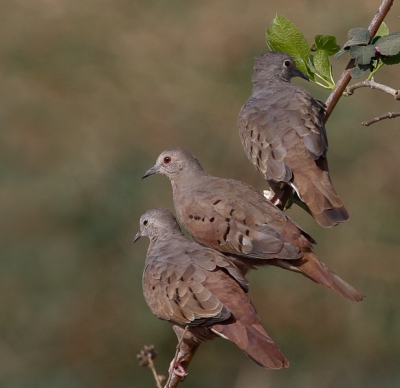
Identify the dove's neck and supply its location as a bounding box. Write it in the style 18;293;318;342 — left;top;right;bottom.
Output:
170;169;209;206
171;168;208;190
146;237;158;256
252;70;290;93
147;229;183;254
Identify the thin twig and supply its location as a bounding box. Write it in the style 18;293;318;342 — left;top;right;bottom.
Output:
346;78;400;99
165;326;189;388
362;111;400;126
137;345;166;388
345;79;400;125
324;0;394;123
148;357;165;388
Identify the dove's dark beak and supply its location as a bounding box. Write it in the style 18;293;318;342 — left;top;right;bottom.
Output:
142;165;158;179
133;231;142;243
295;68;309;81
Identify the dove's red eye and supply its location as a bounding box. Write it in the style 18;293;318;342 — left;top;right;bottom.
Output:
164;156;171;164
284;60;291;67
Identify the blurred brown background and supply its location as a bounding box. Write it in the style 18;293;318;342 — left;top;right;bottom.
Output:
1;0;400;387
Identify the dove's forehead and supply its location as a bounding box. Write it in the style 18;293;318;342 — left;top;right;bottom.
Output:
139;211;153;224
141;208;174;223
257;51;293;63
140;209;159;223
157;148;177;159
156;148;191;161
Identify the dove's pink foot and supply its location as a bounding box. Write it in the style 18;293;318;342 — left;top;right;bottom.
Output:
169;358;188;378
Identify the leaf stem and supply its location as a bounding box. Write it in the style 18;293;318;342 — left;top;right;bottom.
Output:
314;73;335;89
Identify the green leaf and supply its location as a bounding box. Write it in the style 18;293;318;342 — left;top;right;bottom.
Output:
312;50;335;89
381;52;400;65
334;48;349;59
373;22;389;40
349;45;376;65
344;27;371;48
266;14;313;79
350;64;371;79
312;35;340;55
375;31;400;56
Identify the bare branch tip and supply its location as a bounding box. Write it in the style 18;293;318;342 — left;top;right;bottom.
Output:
362;111;400;126
137;345;166;388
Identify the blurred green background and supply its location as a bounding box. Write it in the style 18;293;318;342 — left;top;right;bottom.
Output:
1;0;400;387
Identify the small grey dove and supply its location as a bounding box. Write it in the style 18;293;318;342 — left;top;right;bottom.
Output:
142;148;364;303
238;51;349;228
134;208;289;377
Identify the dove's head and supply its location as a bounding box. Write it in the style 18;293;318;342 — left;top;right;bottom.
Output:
253;51;309;83
142;148;203;181
134;208;181;242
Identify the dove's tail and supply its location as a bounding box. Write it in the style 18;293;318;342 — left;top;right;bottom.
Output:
213;319;289;370
272;252;364;303
291;158;349;228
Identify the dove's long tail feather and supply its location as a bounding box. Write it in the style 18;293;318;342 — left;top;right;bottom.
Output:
213;320;289;369
291;160;349;228
205;272;289;370
271;252;364;302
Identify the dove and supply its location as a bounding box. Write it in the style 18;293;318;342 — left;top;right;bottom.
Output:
142;148;364;302
134;208;289;378
238;51;349;227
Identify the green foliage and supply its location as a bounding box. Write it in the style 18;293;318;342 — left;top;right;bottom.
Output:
335;22;400;79
372;22;390;43
311;50;335;88
349;45;376;65
381;52;400;65
312;35;341;55
267;17;400;85
368;23;391;79
350;64;372;79
345;28;371;47
266;15;339;89
311;35;340;89
266;15;312;80
375;31;400;56
335;26;382;59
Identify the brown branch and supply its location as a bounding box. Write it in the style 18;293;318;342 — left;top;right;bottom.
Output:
165;326;190;388
362;111;400;126
346;78;400;99
345;79;400;125
324;0;394;123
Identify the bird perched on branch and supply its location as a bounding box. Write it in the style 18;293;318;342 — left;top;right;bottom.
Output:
142;148;364;302
134;208;289;378
238;51;349;227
